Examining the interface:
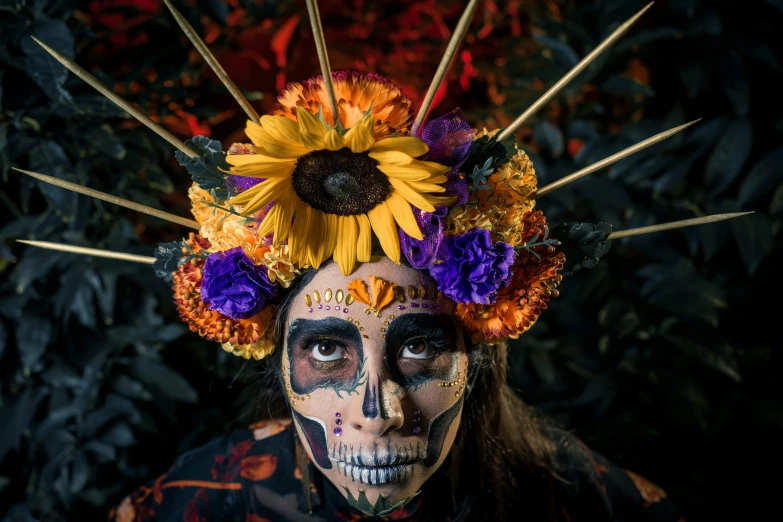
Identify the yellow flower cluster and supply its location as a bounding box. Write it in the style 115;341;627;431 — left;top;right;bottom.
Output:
188;186;298;288
442;129;538;247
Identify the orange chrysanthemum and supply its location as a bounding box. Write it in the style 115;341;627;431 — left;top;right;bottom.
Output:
172;234;277;359
274;71;413;140
456;211;565;344
444;129;538;247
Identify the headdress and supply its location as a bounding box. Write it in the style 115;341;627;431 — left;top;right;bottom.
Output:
16;0;751;361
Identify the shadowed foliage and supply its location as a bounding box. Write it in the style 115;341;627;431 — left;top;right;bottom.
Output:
0;1;780;520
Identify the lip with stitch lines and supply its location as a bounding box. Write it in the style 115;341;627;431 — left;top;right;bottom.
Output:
329;441;424;485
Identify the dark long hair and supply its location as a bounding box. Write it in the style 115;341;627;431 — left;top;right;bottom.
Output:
252;266;564;521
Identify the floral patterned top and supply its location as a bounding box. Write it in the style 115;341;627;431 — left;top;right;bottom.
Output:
109;419;683;522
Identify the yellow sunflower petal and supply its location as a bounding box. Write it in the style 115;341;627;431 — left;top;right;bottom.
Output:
334;215;358;275
231;178;290;216
256;206;276;238
387;178;436;212
258;115;304;145
367;150;415;165
408;159;450;175
356;214;372;262
272;195;296;247
324;129;344;151
343;112;375;153
370;137;429;157
297;108;327;150
225;153;292;166
305;209;325;267
387;192;423;240
223;161;295;179
321;213;340;267
368;201;401;264
288;202;312;264
423;194;458;207
376;164;435;182
404;180;447;193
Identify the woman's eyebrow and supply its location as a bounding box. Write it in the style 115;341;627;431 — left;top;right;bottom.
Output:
384;313;456;347
286;317;362;348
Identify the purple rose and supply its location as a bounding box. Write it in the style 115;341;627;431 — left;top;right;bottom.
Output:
429;228;515;305
201;247;277;319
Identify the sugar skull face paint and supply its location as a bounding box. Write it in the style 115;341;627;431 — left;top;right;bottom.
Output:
283;257;467;515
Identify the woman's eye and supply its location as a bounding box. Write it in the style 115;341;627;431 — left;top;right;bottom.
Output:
310;341;346;362
400;341;433;360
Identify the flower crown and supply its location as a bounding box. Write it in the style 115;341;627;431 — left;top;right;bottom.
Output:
157;71;567;360
19;2;751;362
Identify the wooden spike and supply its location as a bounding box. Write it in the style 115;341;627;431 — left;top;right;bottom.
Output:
607;212;754;240
162;0;260;124
536;119;700;198
31;37;197;158
496;2;654;142
413;0;481;133
304;0;340;125
17;240;155;264
14;168;200;229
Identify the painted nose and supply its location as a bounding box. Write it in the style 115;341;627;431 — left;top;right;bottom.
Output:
348;377;404;436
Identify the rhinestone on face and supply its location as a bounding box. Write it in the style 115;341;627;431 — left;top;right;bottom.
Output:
407;285;417;299
325;288;333;302
305;294;312;307
325;305;330;311
345;295;355;306
418;285;426;300
412;426;421;434
308;308;313;313
398;305;405;310
313;290;321;303
334;427;343;436
336;289;344;304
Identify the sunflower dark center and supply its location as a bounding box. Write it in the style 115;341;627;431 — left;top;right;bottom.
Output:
291;148;392;216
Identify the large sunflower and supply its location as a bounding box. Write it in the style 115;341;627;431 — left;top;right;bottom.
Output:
225;109;453;274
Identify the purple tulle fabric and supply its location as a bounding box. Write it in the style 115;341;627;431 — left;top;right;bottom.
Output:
201;247;277;319
400;109;474;268
225;175;264;195
429;228;515;305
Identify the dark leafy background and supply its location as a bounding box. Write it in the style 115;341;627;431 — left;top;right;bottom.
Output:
1;0;780;520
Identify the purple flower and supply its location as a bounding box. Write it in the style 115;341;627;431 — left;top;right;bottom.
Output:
201;247;277;319
429;228;514;305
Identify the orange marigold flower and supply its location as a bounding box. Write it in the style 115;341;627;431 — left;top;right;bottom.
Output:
273;71;413;140
448;128;538;247
456;212;565;343
172;234;277;359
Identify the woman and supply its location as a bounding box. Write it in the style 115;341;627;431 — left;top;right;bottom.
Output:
22;2;742;521
110;257;682;522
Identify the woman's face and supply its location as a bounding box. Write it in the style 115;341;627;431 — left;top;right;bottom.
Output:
282;257;467;515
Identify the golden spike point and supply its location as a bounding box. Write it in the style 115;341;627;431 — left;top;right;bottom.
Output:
413;0;481;133
16;240;156;264
535;119;700;198
496;2;654;143
14;168;200;230
30;37;197;158
304;0;340;125
162;0;260;124
607;212;754;240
